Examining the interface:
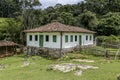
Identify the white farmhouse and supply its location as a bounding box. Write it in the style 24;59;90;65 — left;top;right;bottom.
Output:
24;22;95;55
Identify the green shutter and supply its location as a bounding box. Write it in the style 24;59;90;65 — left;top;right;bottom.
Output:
90;35;92;40
79;35;82;45
53;35;57;42
65;35;68;42
39;35;44;47
70;35;73;42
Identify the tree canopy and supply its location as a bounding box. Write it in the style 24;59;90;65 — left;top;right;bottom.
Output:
97;12;120;36
0;0;120;43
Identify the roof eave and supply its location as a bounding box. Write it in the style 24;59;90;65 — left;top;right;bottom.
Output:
24;31;96;34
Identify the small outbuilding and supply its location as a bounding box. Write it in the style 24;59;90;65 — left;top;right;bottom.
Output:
0;41;18;57
24;22;95;56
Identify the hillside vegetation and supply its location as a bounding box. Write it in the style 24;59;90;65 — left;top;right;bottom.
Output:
0;0;120;43
0;18;21;42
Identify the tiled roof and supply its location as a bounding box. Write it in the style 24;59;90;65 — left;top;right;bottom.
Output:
0;41;18;47
24;22;95;33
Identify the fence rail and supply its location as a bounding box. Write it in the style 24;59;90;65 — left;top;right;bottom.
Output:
89;47;120;59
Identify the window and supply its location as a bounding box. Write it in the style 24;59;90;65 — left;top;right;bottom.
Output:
53;35;57;42
86;35;88;40
29;35;32;41
70;35;73;42
46;35;49;42
75;35;77;41
35;35;38;41
65;35;68;42
90;35;92;40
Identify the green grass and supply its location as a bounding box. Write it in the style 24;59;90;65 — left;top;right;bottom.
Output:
0;54;120;80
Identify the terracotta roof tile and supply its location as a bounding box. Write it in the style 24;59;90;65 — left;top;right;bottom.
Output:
24;22;95;33
0;41;18;47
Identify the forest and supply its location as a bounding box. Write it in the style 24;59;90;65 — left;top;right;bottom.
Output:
0;0;120;43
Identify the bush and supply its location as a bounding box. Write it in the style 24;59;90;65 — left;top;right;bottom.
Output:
97;35;119;44
104;35;119;44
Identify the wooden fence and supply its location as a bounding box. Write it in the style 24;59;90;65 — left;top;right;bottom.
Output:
87;47;120;59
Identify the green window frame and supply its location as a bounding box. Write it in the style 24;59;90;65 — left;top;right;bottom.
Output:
70;35;73;42
65;35;68;42
35;35;38;41
86;35;88;40
53;35;57;42
29;35;32;41
75;35;77;41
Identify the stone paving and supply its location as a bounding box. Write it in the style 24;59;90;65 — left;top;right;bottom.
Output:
72;59;95;63
49;63;99;76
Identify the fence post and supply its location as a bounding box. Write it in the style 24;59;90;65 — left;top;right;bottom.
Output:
105;50;109;59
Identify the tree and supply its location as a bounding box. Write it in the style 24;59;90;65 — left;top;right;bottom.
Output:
59;12;76;25
0;0;22;17
85;0;120;15
54;4;62;9
20;0;41;30
106;0;120;12
85;0;108;15
0;18;22;42
97;12;120;36
77;10;98;30
56;4;74;13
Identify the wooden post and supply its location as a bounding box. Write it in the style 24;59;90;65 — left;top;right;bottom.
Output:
105;50;109;59
14;46;17;55
0;47;1;54
95;37;97;46
5;46;7;56
27;46;29;56
60;32;63;57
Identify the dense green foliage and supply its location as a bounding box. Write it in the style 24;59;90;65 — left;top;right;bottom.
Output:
0;0;22;18
97;12;120;36
77;10;98;30
0;0;120;43
97;35;120;44
0;18;21;42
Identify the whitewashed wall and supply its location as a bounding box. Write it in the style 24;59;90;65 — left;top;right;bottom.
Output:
43;33;61;48
26;32;94;49
82;34;93;46
27;33;39;47
27;32;61;48
62;33;93;48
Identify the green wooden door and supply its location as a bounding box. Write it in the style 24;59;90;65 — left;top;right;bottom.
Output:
39;35;44;47
79;35;82;45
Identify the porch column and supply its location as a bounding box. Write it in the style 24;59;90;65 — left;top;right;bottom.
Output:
60;32;63;57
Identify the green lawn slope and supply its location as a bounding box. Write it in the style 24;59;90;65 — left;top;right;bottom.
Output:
0;54;120;80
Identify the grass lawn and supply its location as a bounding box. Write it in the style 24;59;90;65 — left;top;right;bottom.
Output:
0;54;120;80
